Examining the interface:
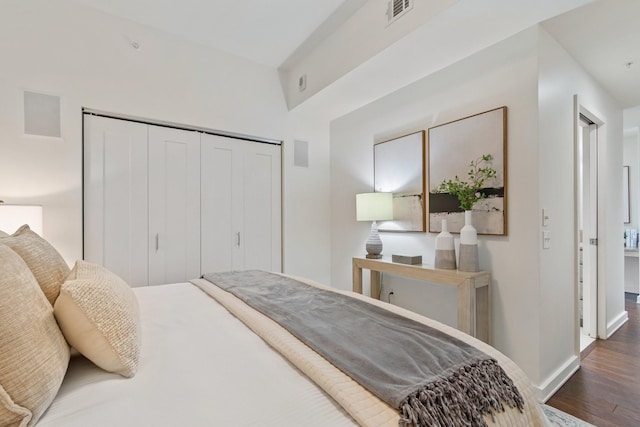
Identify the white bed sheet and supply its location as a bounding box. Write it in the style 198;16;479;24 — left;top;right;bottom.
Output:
38;283;357;427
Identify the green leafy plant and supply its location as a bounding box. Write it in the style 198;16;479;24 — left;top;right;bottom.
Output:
433;154;497;211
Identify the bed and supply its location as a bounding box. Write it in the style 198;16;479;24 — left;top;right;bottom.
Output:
0;226;550;427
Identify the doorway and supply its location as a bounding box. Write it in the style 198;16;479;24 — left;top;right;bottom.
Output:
577;113;598;351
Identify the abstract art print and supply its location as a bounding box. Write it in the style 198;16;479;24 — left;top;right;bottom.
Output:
624;166;630;224
374;131;426;232
428;107;507;235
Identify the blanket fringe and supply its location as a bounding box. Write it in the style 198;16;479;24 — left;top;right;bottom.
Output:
399;359;524;427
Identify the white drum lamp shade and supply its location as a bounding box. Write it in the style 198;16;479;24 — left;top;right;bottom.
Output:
356;192;393;222
356;193;393;259
0;204;43;236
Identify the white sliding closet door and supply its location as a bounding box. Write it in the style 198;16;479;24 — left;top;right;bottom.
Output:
243;142;282;271
201;135;240;271
84;116;149;287
201;134;281;274
148;126;201;285
85;114;279;286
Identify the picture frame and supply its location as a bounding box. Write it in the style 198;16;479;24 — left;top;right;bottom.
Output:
374;131;426;232
427;106;507;235
624;165;630;224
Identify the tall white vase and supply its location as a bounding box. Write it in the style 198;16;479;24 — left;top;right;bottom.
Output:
434;219;456;269
458;210;479;272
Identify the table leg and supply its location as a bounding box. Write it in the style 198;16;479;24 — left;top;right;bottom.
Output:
457;281;473;336
371;271;381;300
475;285;490;344
352;263;363;294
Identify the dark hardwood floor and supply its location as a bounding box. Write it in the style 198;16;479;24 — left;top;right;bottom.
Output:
546;293;640;427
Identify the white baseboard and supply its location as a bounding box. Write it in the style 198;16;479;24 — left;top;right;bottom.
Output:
606;310;629;338
534;312;629;402
536;355;580;402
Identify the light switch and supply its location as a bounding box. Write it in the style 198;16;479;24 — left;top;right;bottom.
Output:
543;230;551;249
542;208;550;226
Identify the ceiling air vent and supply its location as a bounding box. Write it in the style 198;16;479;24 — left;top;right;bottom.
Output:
387;0;413;25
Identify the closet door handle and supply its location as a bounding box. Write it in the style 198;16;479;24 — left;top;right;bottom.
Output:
155;233;159;252
236;232;241;247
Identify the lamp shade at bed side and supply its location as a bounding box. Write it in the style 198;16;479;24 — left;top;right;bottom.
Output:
0;203;43;236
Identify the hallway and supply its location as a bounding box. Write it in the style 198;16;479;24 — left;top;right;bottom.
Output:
547;293;640;426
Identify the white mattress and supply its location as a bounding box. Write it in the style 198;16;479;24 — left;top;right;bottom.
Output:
38;283;357;426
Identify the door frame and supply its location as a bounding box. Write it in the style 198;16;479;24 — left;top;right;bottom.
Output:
577;116;598;339
573;96;607;355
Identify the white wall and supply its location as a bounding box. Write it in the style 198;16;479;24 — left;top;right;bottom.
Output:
279;0;457;109
330;28;543;384
280;0;591;117
329;24;626;397
0;0;331;283
281;111;332;283
538;26;625;352
625;106;640;128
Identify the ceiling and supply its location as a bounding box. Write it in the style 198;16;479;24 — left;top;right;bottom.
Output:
70;0;640;110
70;0;353;68
542;0;640;109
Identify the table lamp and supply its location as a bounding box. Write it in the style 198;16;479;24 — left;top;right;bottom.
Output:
356;192;393;259
0;202;43;236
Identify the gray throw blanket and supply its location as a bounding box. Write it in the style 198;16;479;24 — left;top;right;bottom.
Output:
202;270;524;427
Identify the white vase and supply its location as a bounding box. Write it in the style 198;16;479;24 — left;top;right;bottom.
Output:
458;210;479;272
434;219;456;269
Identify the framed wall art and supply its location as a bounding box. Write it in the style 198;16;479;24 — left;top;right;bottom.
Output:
624;165;630;224
428;106;507;235
374;130;426;232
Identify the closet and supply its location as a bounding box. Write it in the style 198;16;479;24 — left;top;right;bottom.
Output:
83;114;281;287
200;134;281;273
147;126;201;285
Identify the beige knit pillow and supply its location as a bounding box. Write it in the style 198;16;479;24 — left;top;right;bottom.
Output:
0;230;9;237
0;244;70;426
0;224;70;305
54;261;141;378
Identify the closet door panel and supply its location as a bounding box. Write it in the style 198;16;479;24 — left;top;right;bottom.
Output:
243;143;282;272
201;134;242;272
84;116;148;287
201;135;281;273
148;126;200;285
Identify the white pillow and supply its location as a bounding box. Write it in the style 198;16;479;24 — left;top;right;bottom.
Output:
54;261;141;377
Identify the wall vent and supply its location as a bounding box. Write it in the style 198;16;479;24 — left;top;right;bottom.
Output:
387;0;413;24
24;91;61;138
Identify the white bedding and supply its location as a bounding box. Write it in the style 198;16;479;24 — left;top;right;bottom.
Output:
38;283;357;426
38;279;549;427
192;276;550;427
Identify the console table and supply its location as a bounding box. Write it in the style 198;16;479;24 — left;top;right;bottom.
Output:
352;256;491;343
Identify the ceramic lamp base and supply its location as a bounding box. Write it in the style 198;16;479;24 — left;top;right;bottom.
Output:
364;220;384;259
